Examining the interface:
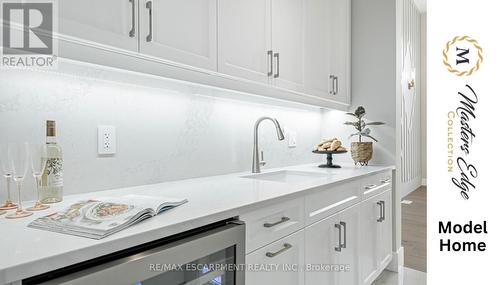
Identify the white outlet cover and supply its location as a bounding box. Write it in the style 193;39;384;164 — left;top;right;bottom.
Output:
288;130;297;148
98;125;116;155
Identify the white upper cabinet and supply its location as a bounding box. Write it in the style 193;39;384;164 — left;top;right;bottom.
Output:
303;0;331;98
329;0;351;105
139;0;218;71
59;0;139;51
270;0;305;93
218;0;272;84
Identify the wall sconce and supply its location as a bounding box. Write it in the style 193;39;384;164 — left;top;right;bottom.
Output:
408;79;415;90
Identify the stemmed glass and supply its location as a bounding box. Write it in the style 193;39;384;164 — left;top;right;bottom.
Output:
0;143;17;211
27;144;49;211
6;143;33;219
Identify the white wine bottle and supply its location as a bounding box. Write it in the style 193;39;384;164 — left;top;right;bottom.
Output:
40;120;63;203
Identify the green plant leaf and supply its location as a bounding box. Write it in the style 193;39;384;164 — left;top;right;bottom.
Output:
344;121;357;126
354;106;366;117
365;122;385;126
361;133;378;142
346;112;358;117
349;133;360;138
362;128;371;135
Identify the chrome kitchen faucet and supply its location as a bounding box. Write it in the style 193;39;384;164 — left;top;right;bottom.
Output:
252;117;285;173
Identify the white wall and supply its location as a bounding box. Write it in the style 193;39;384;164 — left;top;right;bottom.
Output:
325;0;397;166
420;13;427;183
0;60;344;202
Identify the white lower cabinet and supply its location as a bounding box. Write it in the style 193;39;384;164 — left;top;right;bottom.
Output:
304;204;360;285
360;190;393;285
246;230;305;285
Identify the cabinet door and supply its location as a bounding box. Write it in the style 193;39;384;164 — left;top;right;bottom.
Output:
359;195;380;285
246;230;305;285
218;0;272;83
328;0;351;104
305;204;360;285
59;0;138;51
303;0;331;98
336;204;360;285
271;0;305;92
139;0;217;71
377;190;393;268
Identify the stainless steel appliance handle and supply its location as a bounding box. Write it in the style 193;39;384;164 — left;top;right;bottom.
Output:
267;50;273;77
340;221;347;249
266;243;292;258
274;52;280;78
129;0;136;37
146;1;153;42
377;201;384;222
334;223;342;252
263;216;290;228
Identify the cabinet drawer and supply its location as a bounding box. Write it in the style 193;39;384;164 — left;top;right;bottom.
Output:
241;197;305;254
246;230;305;285
360;171;392;199
305;180;360;225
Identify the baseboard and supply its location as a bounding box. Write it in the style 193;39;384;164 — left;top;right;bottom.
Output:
387;246;404;273
421;178;427;186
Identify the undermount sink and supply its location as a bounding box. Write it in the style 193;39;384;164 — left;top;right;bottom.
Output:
241;170;331;183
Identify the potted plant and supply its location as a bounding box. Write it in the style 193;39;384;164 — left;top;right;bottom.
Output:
345;106;385;165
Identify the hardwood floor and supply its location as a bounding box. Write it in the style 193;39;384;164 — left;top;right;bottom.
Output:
402;186;427;272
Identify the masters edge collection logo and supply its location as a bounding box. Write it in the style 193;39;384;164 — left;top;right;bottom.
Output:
0;0;57;69
442;35;483;76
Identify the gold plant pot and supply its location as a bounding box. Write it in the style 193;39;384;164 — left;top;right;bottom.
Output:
350;142;373;166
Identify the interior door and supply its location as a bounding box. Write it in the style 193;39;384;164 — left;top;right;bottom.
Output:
59;0;139;51
139;0;217;71
271;0;305;92
336;204;360;285
360;196;379;285
303;0;331;98
328;0;351;105
218;0;272;83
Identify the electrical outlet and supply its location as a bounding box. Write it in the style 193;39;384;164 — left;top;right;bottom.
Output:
98;126;116;155
288;130;297;148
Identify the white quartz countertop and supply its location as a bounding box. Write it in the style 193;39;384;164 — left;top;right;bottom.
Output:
0;163;394;283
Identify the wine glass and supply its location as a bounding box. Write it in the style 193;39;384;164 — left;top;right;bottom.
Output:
6;143;32;219
0;143;17;211
27;144;49;211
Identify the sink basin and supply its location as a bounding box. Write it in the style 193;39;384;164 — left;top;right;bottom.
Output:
241;170;331;183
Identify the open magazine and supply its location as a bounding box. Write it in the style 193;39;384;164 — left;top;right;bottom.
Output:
28;194;188;239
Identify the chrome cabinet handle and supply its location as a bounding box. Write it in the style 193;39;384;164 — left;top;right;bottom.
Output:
333;76;338;95
267;50;273;77
364;184;377;190
263;216;290;228
266;243;292;258
329;75;334;95
380;178;391;184
340;221;347;249
274;52;280;78
129;0;136;37
146;1;153;42
381;200;386;221
334;223;342;252
376;201;383;222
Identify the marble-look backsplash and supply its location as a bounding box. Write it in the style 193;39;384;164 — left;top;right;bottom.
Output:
0;60;342;201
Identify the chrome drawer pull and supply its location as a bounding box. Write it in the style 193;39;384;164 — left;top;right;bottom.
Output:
274;52;280;78
334;223;342;252
381;200;386;221
146;1;153;42
129;0;136;37
364;184;377;190
340;221;347;249
266;243;292;258
380;178;391;184
376;201;384;222
263;216;290;228
267;50;273;77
